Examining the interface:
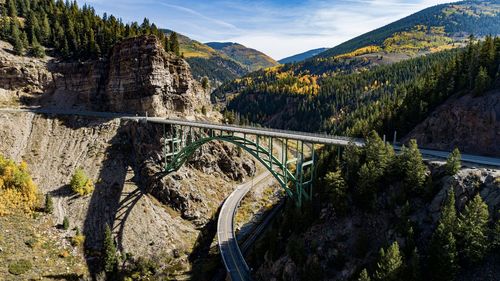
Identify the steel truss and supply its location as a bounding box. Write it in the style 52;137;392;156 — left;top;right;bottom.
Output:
161;124;315;207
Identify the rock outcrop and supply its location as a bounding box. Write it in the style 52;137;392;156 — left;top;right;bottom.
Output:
404;91;500;157
0;36;210;117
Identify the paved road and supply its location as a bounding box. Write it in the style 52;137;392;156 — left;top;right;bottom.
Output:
217;171;272;281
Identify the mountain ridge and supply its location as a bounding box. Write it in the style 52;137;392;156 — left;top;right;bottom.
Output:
278;48;329;64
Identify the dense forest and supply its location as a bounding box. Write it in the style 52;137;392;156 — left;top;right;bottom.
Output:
219;36;500;140
251;131;500;280
0;0;179;59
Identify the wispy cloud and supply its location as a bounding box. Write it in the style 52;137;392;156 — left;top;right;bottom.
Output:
76;0;457;59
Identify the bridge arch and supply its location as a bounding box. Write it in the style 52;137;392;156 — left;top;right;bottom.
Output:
161;127;315;206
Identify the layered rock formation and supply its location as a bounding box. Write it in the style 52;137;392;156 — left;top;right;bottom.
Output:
404;91;500;157
1;36;210;117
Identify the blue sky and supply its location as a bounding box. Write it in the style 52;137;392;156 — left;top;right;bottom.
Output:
77;0;456;60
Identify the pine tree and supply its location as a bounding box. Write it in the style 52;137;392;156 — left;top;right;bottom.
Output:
45;194;54;214
169;32;180;56
342;142;361;184
10;20;23;55
30;35;45;58
164;35;170;52
429;223;459;281
358;268;371;281
0;8;8;40
445;148;461;175
473;66;491;96
398;139;427;192
324;170;348;213
374;241;403;281
40;14;50;44
7;0;17;18
407;247;421;281
103;224;117;273
441;187;458;235
458;194;490;264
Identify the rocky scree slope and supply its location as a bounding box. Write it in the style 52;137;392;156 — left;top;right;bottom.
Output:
0;35;256;278
404;90;500;157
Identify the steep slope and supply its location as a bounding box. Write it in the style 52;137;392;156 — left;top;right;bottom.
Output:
404;90;500;157
206;42;279;71
278;48;329;64
0;36;256;279
319;0;500;58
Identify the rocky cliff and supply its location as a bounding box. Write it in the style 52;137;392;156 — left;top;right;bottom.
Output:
404;90;500;157
0;36;255;279
0;36;210;117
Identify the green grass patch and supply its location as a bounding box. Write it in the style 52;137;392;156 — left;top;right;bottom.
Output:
8;259;32;275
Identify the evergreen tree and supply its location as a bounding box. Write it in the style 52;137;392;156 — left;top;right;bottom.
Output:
358;268;371;281
164;35;169;52
324;170;348;213
63;216;70;230
169;32;180;56
473;66;491;96
0;8;8;40
398;139;427;192
30;35;45;58
458;194;490;264
408;247;421;281
45;194;54;214
374;241;403;281
429;222;459;281
445;148;461;175
103;223;117;273
441;187;458;235
10;20;23;55
7;0;17;18
342;142;361;184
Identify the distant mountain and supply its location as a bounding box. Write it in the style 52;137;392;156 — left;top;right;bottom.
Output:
319;0;500;58
162;30;247;86
278;48;329;64
206;42;279;71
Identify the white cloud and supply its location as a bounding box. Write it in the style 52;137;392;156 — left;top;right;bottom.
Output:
77;0;459;59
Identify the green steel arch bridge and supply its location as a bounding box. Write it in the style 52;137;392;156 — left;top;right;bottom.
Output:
125;115;362;207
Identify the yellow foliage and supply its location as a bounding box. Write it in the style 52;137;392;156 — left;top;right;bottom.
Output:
0;155;38;216
335;45;382;59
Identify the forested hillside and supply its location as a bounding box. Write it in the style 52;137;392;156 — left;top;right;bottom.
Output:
206;42;279;71
217;37;500;143
319;0;500;58
161;30;248;85
0;0;179;59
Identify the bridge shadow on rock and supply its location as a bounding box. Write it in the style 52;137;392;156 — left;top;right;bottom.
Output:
82;124;134;278
188;205;224;281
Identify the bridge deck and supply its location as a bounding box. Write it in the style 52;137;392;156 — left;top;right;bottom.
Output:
129;116;363;146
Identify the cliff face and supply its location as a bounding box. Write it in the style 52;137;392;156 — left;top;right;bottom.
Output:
0;36;209;117
404;91;500;157
0;36;252;279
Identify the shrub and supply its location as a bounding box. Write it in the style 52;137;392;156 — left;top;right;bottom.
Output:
8;259;32;275
0;155;38;216
70;168;94;196
63;216;70;230
71;228;85;247
45;194;54;214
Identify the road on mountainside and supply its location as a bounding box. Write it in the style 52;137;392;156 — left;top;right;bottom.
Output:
217;171;272;281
